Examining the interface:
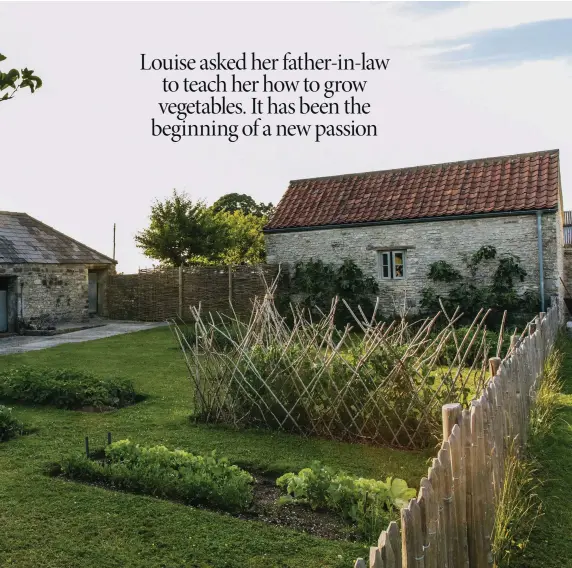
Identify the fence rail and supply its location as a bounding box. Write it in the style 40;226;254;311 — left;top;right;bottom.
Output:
355;301;561;568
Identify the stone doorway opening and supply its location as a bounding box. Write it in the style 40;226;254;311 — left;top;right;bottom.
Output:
87;268;109;317
0;276;18;333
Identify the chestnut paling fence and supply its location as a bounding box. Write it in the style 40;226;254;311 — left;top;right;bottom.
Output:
354;300;562;568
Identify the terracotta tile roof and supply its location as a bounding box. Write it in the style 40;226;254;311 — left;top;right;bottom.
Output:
0;212;116;264
264;150;560;231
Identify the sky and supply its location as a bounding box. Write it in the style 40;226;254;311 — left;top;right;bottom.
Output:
1;1;572;273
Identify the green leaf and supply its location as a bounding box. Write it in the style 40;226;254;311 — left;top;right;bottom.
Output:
387;477;416;509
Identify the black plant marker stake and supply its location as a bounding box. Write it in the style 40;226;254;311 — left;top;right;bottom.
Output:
107;432;112;445
85;436;89;459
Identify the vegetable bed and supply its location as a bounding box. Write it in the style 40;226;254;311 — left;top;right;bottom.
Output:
0;367;138;410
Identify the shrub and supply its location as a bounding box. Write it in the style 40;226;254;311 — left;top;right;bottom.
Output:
0;405;23;442
0;367;136;410
60;440;253;512
276;461;416;542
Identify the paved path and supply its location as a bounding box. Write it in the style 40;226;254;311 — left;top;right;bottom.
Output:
0;322;167;355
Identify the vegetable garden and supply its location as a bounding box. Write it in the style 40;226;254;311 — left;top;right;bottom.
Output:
0;280;559;568
173;285;519;449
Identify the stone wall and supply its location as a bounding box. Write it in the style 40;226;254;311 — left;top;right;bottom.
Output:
0;263;90;325
265;212;561;314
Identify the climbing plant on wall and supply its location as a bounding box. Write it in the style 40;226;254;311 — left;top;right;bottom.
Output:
278;259;379;328
420;245;539;321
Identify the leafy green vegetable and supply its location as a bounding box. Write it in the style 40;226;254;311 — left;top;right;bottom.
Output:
276;461;416;542
0;366;136;410
61;439;254;512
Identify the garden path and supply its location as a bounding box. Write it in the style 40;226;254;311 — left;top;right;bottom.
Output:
0;321;167;355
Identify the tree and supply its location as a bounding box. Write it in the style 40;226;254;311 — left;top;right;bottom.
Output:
216;210;266;264
135;190;228;266
0;53;42;103
211;193;274;217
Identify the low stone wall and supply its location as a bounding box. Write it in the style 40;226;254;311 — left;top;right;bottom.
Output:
107;264;279;322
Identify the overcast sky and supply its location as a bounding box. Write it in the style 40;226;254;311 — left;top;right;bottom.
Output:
1;1;572;273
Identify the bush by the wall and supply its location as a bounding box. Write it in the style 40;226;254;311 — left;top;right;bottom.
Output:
60;440;253;512
0;367;136;410
0;405;23;442
277;462;416;542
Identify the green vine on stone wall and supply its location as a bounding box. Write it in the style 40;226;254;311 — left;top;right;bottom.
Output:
420;245;539;320
278;259;379;327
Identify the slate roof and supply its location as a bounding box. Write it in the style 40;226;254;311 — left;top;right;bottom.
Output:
265;150;561;231
0;212;116;265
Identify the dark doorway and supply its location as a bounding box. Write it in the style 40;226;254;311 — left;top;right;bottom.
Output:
88;271;98;315
0;277;18;333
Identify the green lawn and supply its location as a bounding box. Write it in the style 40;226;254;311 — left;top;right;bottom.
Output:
0;327;429;568
514;335;572;568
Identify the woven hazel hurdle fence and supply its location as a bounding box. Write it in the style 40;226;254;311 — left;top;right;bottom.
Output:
354;300;562;568
107;264;278;321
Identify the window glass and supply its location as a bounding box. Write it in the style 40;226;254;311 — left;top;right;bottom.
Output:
393;252;404;278
381;252;390;278
377;250;406;280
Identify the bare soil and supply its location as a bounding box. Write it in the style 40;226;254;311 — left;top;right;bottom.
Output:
238;473;357;541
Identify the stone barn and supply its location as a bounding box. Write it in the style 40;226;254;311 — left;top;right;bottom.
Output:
264;150;565;314
0;211;116;333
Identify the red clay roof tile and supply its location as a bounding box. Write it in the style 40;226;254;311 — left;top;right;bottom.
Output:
265;150;561;231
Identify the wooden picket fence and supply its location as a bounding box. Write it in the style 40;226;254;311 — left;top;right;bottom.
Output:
355;300;562;568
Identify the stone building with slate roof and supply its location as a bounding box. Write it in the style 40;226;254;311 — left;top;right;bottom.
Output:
0;212;116;333
264;150;565;314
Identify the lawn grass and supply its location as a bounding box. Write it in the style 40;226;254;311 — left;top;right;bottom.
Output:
513;334;572;568
0;327;430;568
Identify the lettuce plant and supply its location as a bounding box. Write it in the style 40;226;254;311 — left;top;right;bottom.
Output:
61;440;253;512
277;461;416;541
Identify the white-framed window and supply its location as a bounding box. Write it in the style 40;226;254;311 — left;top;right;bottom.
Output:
377;250;406;280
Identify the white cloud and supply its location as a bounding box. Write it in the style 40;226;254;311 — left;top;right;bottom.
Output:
386;1;572;45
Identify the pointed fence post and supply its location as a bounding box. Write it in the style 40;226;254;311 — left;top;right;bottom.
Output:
178;264;183;319
489;357;501;378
